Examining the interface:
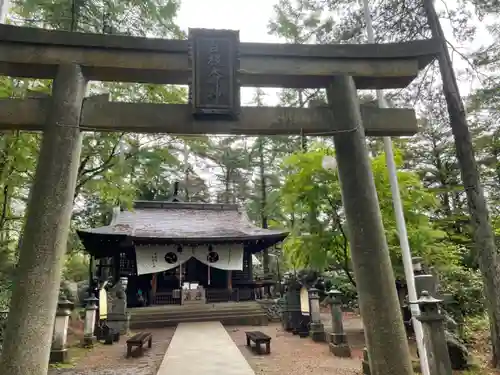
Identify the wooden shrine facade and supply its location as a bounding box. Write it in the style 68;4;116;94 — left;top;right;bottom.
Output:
77;201;287;306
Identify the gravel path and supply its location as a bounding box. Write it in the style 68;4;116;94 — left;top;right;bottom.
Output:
48;327;175;375
227;323;363;375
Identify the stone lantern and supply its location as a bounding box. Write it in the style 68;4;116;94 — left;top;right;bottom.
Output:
307;287;325;342
50;298;74;364
411;256;424;273
412;290;453;375
82;296;99;347
327;288;351;357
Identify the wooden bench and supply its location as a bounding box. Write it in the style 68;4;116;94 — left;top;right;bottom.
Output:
126;332;152;358
245;331;271;355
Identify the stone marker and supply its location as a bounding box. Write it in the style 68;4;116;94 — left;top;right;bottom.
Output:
308;288;325;342
328;289;351;357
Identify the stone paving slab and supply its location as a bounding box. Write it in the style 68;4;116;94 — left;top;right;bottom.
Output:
157;321;255;375
51;368;151;375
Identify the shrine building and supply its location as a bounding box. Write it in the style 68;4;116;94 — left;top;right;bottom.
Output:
77;200;288;307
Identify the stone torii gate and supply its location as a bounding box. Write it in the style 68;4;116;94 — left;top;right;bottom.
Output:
0;25;438;375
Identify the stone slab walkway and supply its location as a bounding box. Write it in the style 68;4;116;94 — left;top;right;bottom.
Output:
156;321;255;375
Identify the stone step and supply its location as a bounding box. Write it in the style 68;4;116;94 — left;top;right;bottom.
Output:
129;308;266;321
130;312;268;329
131;302;262;315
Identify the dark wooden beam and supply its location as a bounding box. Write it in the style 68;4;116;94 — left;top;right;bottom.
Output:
0;25;440;89
0;98;418;136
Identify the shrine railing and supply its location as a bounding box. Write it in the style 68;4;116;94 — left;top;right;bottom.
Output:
206;288;239;303
153;291;181;305
151;287;256;305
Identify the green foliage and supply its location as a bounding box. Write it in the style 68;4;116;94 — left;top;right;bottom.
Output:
280;144;460;278
0;281;11;311
62;253;89;283
440;266;486;322
323;272;358;308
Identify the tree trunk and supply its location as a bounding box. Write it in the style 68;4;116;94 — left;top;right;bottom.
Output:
422;0;500;367
0;64;86;375
259;137;270;277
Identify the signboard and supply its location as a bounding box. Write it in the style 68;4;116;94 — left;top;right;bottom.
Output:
300;287;310;315
99;288;107;320
188;28;240;119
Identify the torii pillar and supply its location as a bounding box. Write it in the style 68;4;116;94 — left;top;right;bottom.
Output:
328;75;414;375
0;64;86;375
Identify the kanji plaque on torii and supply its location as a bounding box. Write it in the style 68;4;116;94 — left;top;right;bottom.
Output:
188;28;240;120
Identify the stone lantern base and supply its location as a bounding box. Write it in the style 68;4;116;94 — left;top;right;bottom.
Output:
329;332;352;357
309;322;325;342
82;335;97;348
107;312;130;335
49;348;69;364
329;342;352;357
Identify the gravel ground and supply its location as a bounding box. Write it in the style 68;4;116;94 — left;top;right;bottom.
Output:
227;323;364;375
48;327;175;375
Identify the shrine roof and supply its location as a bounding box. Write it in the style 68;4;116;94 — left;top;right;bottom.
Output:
77;200;288;243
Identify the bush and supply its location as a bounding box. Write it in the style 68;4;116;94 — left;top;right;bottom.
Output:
0;280;11;311
323;272;358;309
439;266;485;327
62;253;89;283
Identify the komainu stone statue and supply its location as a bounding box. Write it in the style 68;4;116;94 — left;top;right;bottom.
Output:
107;277;129;336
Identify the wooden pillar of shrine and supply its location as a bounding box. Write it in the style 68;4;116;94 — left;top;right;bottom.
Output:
327;75;413;375
151;273;157;303
0;64;87;375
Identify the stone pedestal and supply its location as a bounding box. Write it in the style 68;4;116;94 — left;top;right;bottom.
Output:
49;349;69;363
107;312;130;335
308;288;325;342
329;336;352;357
82;335;97;348
309;322;325;341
